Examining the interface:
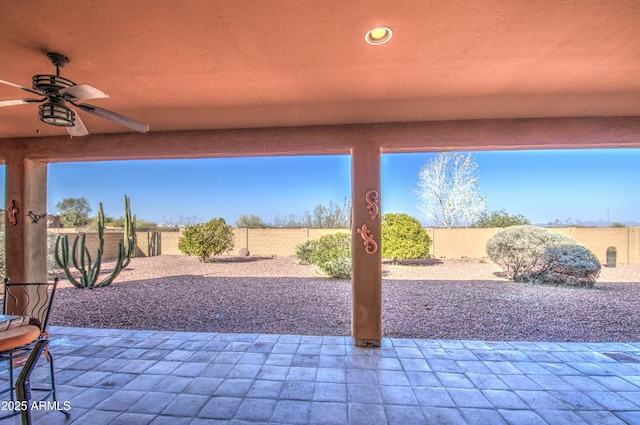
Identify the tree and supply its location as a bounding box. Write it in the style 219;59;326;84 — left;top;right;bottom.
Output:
312;198;351;228
472;209;530;228
160;215;200;230
273;198;351;228
235;214;268;228
178;218;234;262
56;197;92;228
415;152;486;228
91;214;155;229
381;213;431;261
273;212;312;228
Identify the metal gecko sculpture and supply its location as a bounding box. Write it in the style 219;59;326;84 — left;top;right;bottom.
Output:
356;189;380;254
357;224;378;254
365;190;380;220
7;200;18;225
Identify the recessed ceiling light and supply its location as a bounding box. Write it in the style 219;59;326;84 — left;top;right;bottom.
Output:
365;26;392;45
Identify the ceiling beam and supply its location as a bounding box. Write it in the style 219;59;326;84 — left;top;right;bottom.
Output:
377;116;640;153
1;116;639;164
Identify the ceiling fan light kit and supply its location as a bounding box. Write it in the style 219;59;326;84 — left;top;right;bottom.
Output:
0;52;149;136
39;101;76;127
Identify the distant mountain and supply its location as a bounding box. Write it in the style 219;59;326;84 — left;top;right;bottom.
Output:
535;220;640;227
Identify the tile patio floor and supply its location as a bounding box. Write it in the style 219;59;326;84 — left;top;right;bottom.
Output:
1;326;639;424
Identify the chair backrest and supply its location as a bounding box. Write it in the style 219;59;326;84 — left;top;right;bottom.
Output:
2;278;59;332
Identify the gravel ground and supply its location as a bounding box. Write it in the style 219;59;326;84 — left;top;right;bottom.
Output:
49;255;640;342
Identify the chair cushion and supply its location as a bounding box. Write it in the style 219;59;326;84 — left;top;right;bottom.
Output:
0;325;42;352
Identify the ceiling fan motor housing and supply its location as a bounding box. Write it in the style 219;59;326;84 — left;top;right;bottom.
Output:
32;74;75;95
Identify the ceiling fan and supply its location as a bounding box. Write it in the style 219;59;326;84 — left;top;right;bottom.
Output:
0;52;149;136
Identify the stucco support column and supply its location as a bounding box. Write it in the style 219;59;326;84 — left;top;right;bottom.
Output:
5;153;48;282
351;139;382;347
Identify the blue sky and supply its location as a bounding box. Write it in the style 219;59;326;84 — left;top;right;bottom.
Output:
383;149;639;226
1;148;638;226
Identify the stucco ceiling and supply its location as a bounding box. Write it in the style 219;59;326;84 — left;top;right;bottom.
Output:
1;0;639;139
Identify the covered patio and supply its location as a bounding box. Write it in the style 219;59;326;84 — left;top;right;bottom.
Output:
4;326;637;424
1;1;640;423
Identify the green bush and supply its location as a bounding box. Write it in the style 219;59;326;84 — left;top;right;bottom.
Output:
294;239;318;264
319;256;352;280
486;225;601;287
309;232;351;279
178;218;234;262
381;213;431;261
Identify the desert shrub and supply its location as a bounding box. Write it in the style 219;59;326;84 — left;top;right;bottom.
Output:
471;209;530;228
486;225;601;287
309;232;351;279
318;256;352;280
531;245;601;288
47;233;63;277
294;239;318;264
381;213;431;261
178;218;234;262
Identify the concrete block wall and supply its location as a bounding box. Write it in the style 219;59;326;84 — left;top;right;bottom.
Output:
630;227;639;265
428;228;500;259
553;227;630;264
247;229;307;257
428;227;634;264
71;228;349;259
234;228;350;257
47;226;640;265
309;229;350;239
155;231;182;256
48;229;125;261
135;231;162;257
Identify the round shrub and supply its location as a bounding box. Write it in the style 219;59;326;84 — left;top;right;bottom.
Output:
178;218;234;262
381;213;431;261
294;239;318;265
535;246;601;288
309;232;351;279
486;225;601;287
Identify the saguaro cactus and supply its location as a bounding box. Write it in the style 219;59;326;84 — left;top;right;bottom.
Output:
54;195;136;289
122;194;137;266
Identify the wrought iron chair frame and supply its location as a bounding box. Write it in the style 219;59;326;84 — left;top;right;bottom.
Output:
0;278;69;423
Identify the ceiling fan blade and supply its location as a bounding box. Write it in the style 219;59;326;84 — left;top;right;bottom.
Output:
0;98;43;107
76;103;149;133
60;84;109;101
66;111;89;137
0;79;44;96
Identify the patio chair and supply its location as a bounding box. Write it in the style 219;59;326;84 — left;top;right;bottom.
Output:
0;278;70;424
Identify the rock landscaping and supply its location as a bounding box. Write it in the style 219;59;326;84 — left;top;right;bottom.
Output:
49;255;640;342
